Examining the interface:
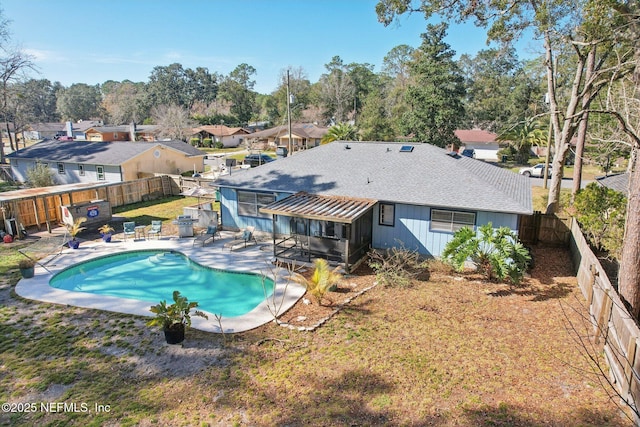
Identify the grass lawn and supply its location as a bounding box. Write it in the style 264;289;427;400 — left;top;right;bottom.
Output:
0;198;632;426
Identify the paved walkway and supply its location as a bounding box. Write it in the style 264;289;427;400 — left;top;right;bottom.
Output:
15;230;306;333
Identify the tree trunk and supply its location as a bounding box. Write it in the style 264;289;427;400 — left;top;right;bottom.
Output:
619;165;640;318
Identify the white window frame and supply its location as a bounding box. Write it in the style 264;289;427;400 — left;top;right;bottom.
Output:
237;191;274;218
78;164;85;176
96;165;105;180
430;209;476;232
57;163;65;174
379;203;395;226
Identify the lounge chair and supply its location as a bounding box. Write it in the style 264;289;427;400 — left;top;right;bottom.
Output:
193;224;219;247
123;221;136;241
147;220;162;239
223;226;257;251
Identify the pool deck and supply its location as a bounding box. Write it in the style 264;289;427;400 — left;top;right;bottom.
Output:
14;231;306;333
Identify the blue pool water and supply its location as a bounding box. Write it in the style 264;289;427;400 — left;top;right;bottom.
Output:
50;250;274;318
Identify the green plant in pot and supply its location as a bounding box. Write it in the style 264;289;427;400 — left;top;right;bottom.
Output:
147;290;208;344
18;259;35;278
66;217;87;249
98;224;115;242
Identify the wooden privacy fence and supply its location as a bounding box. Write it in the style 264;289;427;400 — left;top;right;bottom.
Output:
519;211;572;245
3;176;183;232
570;219;640;418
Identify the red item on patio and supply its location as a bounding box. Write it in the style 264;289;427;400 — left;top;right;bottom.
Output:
3;234;13;243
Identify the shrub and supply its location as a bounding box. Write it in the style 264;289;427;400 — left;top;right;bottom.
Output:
203;138;213;148
368;244;429;287
571;182;626;260
292;258;342;305
442;223;530;285
189;138;200;147
26;163;57;187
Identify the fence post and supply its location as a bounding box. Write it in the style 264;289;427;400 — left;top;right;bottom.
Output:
595;289;614;346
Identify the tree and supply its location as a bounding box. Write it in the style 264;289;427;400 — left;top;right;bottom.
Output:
101;80;148;125
496;118;547;164
151;104;193;141
25;163;56;187
219;63;257;125
321;122;358;144
56;83;102;121
319;56;355;123
401;23;465;147
15;79;60;123
358;82;396;141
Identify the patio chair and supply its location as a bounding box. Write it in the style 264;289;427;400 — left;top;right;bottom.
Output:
193;224;219;247
123;221;136;241
223;226;257;251
147;220;163;239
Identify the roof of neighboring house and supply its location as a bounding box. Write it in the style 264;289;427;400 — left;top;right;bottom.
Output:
455;129;498;144
85;126;130;134
73;121;103;132
192;125;250;137
246;123;328;140
27;123;66;132
6;139;205;166
596;172;630;196
214;141;532;215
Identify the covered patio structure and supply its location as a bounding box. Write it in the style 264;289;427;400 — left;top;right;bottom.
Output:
260;192;377;273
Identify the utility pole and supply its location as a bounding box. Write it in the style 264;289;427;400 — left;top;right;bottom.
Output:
287;70;293;156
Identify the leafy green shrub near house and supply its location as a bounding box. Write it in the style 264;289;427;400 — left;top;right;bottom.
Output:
571;182;626;260
203;138;213;148
442;223;530;285
190;138;200;147
214;141;224;149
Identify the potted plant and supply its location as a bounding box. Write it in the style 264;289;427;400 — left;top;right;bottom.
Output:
147;290;208;344
18;259;35;278
98;224;115;242
66;217;87;249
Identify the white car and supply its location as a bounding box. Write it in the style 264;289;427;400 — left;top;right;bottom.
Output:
519;163;551;178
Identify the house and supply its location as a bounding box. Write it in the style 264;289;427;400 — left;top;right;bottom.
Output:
7;139;206;184
455;129;500;161
213;141;532;270
23;123;67;140
85;125;132;142
191;125;251;148
244;123;328;151
596;172;630;196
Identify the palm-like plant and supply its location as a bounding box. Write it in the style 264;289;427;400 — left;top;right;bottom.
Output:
442;223;531;285
292;258;342;305
497;118;547;164
321;122;358;144
66;217;87;239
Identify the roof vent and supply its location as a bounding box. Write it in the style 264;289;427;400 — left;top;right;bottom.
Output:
399;145;414;153
345;144;351;150
446;151;460;158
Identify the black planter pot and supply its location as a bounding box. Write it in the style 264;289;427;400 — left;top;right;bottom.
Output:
102;234;112;243
69;239;80;249
163;324;185;344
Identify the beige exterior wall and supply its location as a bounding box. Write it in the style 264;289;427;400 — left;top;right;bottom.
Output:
120;145;205;180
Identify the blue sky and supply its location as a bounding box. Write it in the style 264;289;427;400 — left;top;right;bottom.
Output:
2;0;540;94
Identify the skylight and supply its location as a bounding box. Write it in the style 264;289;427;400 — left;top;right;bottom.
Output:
399;145;414;153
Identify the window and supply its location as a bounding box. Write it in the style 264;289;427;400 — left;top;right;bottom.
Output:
237;191;274;218
57;163;65;174
96;165;105;180
379;203;395;226
431;209;476;232
78;164;85;176
113;133;118;139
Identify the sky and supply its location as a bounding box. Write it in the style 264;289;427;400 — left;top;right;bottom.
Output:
2;0;541;95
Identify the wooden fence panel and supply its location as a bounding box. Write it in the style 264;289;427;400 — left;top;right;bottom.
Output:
519;212;572;245
570;219;640;419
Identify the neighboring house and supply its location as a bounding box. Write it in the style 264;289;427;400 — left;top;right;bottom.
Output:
213;141;532;270
24;123;66;140
596;172;630;196
456;129;499;161
244;123;328;151
7;139;206;184
85;125;132;142
71;120;103;139
191;125;251;148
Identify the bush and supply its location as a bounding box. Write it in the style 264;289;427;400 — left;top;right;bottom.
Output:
571;182;626;260
368;244;429;287
214;141;224;149
26;163;57;187
203;138;213;148
190;138;200;147
442;223;530;285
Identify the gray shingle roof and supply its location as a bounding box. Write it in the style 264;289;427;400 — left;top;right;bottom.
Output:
215;141;532;215
596;172;629;196
7;139;205;166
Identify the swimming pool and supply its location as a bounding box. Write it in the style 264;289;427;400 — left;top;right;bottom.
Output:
50;250;275;318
